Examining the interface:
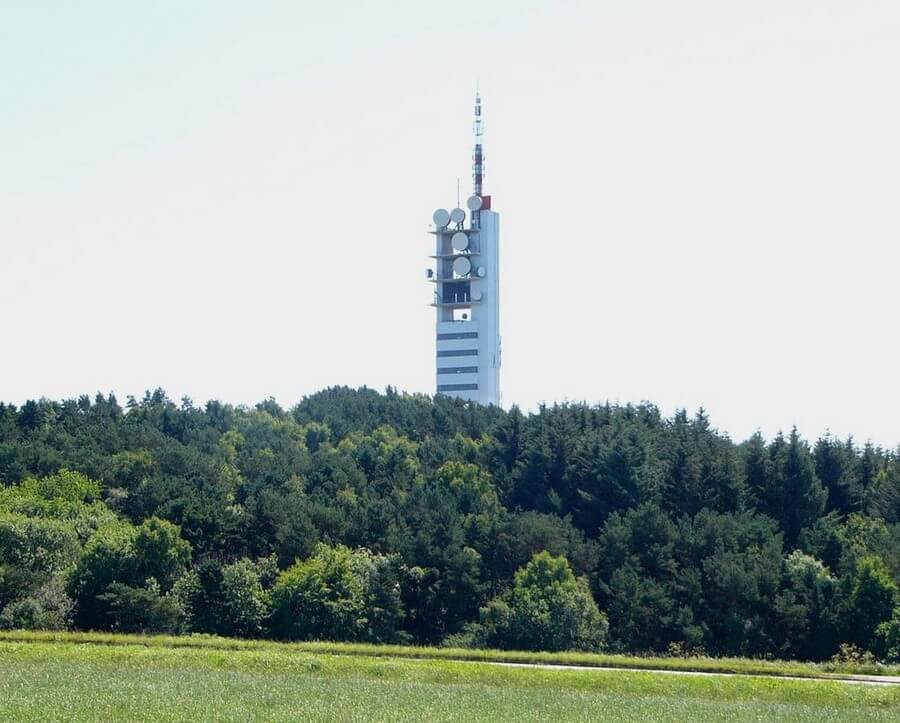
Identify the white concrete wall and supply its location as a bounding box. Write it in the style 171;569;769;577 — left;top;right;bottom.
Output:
431;208;500;407
436;372;479;387
474;209;500;406
436;338;479;352
437;320;478;334
436;354;479;370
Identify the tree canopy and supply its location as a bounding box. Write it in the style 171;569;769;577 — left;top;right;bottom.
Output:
0;388;898;660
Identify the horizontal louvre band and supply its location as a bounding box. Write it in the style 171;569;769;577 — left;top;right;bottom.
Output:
436;349;478;357
437;366;478;375
437;332;479;340
438;383;479;392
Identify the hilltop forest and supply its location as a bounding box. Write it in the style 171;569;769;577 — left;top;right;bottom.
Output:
1;387;899;662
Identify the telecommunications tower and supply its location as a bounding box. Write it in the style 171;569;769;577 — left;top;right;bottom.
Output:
427;91;500;405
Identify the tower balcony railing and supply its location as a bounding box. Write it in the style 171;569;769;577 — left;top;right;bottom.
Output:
430;292;482;308
427;274;477;283
428;249;480;259
428;228;479;236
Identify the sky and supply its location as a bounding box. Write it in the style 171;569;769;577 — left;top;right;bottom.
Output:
1;1;899;446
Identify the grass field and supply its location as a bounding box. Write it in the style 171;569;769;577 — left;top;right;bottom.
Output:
2;634;899;721
3;630;899;680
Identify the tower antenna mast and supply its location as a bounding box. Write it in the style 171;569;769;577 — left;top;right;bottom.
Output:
472;89;484;227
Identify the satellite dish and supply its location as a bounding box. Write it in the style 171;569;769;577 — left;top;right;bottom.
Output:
466;195;483;211
450;208;466;224
451;232;469;252
433;208;451;228
471;289;483;302
476;266;486;278
453;256;472;276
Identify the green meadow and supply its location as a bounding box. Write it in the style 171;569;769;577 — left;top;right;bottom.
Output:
2;634;898;722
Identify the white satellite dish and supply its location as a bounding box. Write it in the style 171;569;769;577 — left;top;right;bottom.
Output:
476;266;486;278
453;256;471;276
466;195;483;211
450;208;466;224
433;208;451;228
451;232;469;252
471;289;483;302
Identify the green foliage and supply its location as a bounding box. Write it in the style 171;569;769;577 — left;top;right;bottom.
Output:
0;514;79;624
175;556;275;638
97;580;182;633
0;469;100;508
0;469;116;542
869;464;900;523
846;556;898;650
432;460;498;514
0;514;80;578
662;410;747;517
132;518;192;590
1;387;899;660
596;505;787;656
220;558;273;637
67;524;139;629
875;607;900;662
67;518;190;630
0;472;111;631
470;510;597;597
747;429;828;547
814;435;863;514
170;560;224;634
773;551;836;660
596;504;685;652
269;543;403;643
686;510;784;656
0;579;72;631
475;552;607;652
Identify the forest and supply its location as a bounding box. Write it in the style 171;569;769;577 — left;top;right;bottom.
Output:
1;386;898;662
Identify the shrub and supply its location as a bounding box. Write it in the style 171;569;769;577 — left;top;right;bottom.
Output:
830;642;875;666
847;556;898;650
98;579;182;633
68;518;191;630
0;578;73;631
874;608;900;662
474;552;608;652
174;557;275;638
269;544;403;642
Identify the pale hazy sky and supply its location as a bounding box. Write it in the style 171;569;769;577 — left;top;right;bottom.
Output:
2;1;899;446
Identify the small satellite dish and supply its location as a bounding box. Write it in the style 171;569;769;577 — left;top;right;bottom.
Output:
450;208;466;224
453;256;472;276
451;232;469;252
433;208;451;228
476;266;486;278
466;195;483;211
471;289;483;302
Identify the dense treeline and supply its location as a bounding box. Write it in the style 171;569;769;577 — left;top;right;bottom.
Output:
1;387;899;661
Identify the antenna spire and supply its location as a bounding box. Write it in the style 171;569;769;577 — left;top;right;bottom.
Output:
472;89;484;197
